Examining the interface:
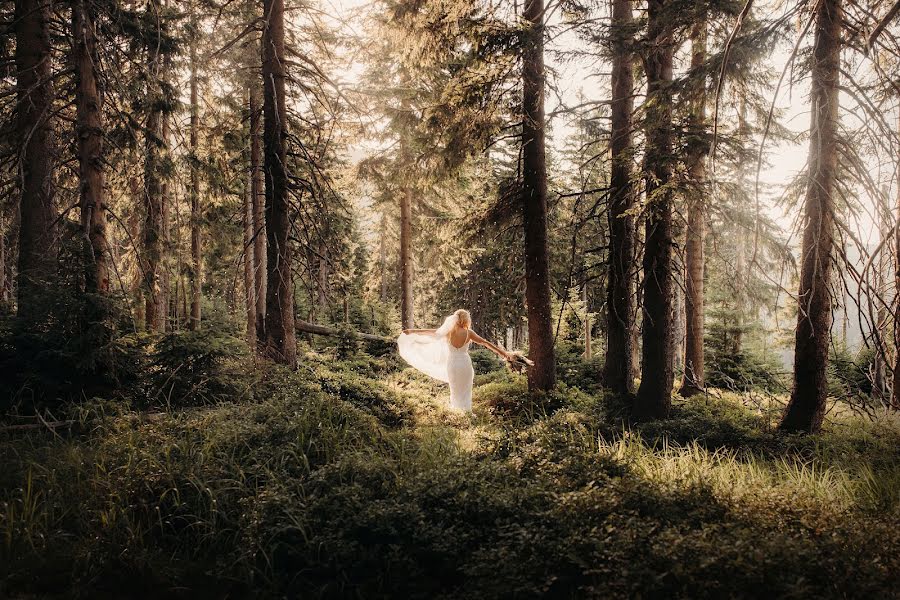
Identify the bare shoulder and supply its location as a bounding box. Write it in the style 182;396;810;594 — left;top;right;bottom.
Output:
467;330;486;344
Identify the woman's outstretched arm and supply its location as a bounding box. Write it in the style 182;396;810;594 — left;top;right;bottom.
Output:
403;328;437;335
468;331;511;360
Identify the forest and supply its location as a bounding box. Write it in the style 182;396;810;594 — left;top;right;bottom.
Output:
1;0;900;596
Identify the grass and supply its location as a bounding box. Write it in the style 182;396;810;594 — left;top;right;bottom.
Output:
2;349;900;598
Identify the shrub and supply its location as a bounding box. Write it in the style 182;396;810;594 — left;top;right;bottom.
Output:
0;288;144;412
317;368;411;428
470;347;505;375
474;376;594;421
148;328;251;408
555;341;603;393
705;346;785;393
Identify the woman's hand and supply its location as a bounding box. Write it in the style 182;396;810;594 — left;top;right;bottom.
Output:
402;329;410;335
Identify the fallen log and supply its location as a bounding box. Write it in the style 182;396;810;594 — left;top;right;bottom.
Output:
1;419;77;432
295;319;394;344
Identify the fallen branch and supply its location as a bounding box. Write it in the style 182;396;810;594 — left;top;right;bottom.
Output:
295;319;394;344
1;419;77;432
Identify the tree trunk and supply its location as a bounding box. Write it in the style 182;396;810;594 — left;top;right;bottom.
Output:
521;0;556;392
0;217;6;304
15;0;57;316
249;65;266;343
780;0;840;432
127;190;145;329
189;39;202;330
680;20;707;397
261;0;297;368
74;0;110;296
635;0;676;421
602;0;637;395
733;226;746;353
379;211;389;302
318;247;328;312
400;187;414;329
143;0;167;333
872;187;890;405
583;283;591;360
243;168;256;347
733;98;749;354
892;112;900;411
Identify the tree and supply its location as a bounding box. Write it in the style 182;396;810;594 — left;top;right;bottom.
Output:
603;0;638;396
73;0;111;295
261;0;297;367
15;0;57;316
679;18;708;397
521;0;556;391
893;110;900;411
779;0;841;433
249;39;266;344
400;186;414;328
188;29;201;330
243;127;256;346
143;0;171;332
0;217;6;305
634;0;677;420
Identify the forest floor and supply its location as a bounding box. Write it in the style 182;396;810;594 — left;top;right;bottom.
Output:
2;342;900;599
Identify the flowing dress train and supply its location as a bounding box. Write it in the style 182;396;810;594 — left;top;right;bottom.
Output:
397;333;474;411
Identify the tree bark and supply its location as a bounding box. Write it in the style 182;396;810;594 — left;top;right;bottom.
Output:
0;217;6;304
15;0;57;316
780;0;841;432
521;0;556;391
249;60;266;343
679;20;707;397
261;0;297;368
603;0;637;396
872;187;890;405
243;165;256;347
583;283;591;360
74;0;110;296
143;0;167;332
400;187;414;329
379;212;389;303
892;112;900;411
732;97;749;354
318;246;328;312
189;38;201;330
295;318;391;343
634;0;676;421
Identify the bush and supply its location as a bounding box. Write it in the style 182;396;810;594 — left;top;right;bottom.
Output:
148;328;251;408
470;347;505;375
317;368;411;428
0;289;144;412
474;376;595;421
705;346;785;393
829;346;877;405
555;341;603;393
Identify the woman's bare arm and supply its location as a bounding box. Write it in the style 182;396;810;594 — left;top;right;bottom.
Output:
468;331;510;360
403;328;437;335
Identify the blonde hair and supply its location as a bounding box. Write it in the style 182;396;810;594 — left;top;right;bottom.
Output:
436;309;472;338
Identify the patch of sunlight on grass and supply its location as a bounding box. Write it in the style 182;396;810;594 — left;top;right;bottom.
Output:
598;432;879;511
383;368;499;453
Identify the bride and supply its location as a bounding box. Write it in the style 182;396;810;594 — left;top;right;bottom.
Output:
397;309;512;411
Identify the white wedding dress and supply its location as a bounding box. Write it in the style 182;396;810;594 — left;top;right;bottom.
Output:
397;331;474;411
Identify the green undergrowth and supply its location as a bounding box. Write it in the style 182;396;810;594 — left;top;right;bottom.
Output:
2;350;900;598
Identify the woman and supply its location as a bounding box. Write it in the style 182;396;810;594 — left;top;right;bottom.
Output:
398;309;512;411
